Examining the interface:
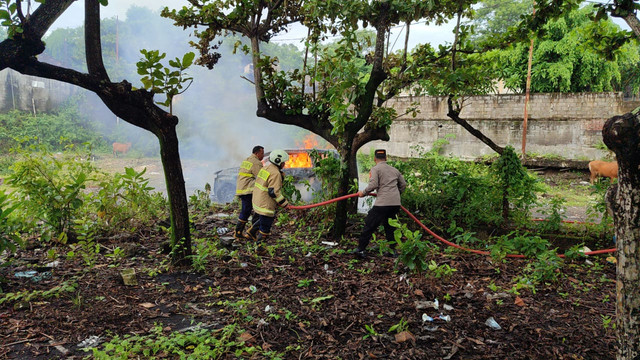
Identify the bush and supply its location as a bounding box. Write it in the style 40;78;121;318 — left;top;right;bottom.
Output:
8;140;167;242
8;140;98;241
390;147;503;230
0;190;22;260
0;104;106;154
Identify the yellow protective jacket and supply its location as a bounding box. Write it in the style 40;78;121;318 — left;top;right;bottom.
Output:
235;154;263;196
252;163;288;217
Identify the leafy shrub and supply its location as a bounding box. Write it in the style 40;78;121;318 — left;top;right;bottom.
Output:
390;145;503;229
491;146;540;224
0;104;106;154
8;140;98;241
391;218;431;274
0;190;22;261
88;167;167;235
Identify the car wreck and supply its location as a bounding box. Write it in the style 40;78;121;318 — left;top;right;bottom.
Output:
212;149;337;203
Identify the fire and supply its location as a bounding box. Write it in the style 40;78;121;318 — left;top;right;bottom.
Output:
296;134;320;149
284;152;312;168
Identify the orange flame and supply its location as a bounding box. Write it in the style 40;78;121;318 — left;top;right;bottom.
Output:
296;134;320;149
284;152;312;168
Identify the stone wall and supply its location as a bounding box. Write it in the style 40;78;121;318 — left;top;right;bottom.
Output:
0;69;77;113
363;93;640;161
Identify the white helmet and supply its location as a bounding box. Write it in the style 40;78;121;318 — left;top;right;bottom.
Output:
269;149;289;166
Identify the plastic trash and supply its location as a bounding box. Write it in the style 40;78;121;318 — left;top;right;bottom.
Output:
249;285;257;293
443;304;454;311
321;241;338;246
485;317;502;330
424;325;439;332
240;262;248;268
45;260;60;268
217;227;229;235
15;270;38;278
77;335;102;349
439;314;451;322
264;305;271;313
415;299;439;310
422;314;434;322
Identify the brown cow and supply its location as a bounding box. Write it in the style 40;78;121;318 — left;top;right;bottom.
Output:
588;160;618;184
112;142;132;157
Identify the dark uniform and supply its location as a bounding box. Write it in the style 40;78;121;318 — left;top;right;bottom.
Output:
356;150;406;255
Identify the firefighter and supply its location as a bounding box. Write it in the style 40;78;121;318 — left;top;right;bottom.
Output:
354;149;407;258
232;145;265;241
245;149;290;242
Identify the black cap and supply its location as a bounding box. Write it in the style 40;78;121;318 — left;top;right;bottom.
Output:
374;149;387;159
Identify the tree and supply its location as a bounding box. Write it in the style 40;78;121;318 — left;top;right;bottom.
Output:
164;0;476;236
526;1;640;358
0;0;193;265
470;0;533;43
487;4;638;93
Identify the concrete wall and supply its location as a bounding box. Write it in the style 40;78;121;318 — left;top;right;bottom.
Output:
363;93;640;161
0;69;77;113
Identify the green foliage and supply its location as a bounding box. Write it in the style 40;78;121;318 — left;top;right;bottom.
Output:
536;195;567;232
491;146;539;223
189;185;212;212
89;167;166;235
388;318;409;334
136;49;195;112
390;143;504;229
427;260;457;279
0;106;107;156
281;174;303;204
8;140;97;240
490;231;551;259
0;0;45;38
0;281;77;305
485;4;639;93
390;218;430;274
309;149;341;199
88;323;284;359
0;189;22;261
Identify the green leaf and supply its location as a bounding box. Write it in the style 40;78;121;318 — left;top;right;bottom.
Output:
0;10;11;21
182;52;195;68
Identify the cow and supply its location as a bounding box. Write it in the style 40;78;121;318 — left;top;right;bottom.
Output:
588;160;618;184
112;142;132;157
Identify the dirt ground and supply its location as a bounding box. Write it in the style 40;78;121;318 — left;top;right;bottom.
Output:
0;159;617;359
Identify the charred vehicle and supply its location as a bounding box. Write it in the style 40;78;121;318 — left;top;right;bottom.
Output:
212;149;337;203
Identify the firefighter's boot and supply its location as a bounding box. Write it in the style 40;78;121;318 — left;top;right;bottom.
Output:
245;222;259;241
234;220;247;240
256;231;270;243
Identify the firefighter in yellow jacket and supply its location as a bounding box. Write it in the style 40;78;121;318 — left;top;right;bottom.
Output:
245;149;289;242
232;145;264;240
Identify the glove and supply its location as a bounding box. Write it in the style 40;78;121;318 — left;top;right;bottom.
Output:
268;187;276;198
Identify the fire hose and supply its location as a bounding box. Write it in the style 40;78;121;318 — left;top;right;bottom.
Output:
288;193;617;258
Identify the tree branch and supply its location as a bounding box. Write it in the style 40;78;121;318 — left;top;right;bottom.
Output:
85;0;109;79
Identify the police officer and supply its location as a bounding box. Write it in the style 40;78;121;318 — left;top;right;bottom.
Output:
354;149;406;258
245;149;290;242
232;145;264;240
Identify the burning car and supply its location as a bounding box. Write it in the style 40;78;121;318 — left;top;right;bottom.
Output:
212;149;337;203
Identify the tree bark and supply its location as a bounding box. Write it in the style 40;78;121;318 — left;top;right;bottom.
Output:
158;128;192;265
602;112;640;360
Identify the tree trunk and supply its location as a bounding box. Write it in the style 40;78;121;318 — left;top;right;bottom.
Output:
333;147;352;238
157;127;192;266
602;112;640;360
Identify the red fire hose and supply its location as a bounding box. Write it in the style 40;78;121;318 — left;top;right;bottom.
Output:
288;193;617;258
